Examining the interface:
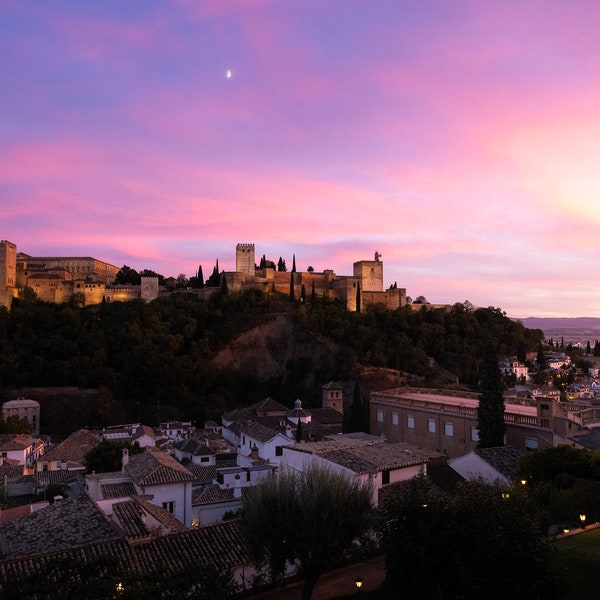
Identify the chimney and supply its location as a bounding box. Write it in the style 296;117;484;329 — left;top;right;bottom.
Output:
122;448;129;473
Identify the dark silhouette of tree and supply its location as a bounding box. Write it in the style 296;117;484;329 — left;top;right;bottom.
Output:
356;282;361;313
84;440;143;474
241;466;373;600
307;266;314;273
300;284;306;302
0;415;33;434
586;340;592;355
477;348;505;448
206;260;220;286
295;419;303;442
289;272;295;300
343;382;369;433
310;280;316;308
536;342;547;368
277;257;287;272
114;265;140;285
378;476;560;600
292;254;296;273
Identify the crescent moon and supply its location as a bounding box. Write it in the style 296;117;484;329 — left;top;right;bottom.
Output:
226;69;232;79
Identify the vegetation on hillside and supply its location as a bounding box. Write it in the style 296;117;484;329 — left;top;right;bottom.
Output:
0;289;543;437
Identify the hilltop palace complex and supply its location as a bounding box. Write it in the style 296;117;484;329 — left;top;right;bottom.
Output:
0;240;406;312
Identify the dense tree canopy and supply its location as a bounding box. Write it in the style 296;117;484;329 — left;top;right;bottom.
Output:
378;475;560;600
0;291;542;438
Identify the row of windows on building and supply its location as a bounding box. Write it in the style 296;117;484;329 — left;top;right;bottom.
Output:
376;409;480;441
375;409;540;450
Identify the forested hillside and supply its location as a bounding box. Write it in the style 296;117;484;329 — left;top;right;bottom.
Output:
0;290;543;437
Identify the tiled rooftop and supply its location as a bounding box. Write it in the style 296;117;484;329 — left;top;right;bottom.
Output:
101;481;137;499
0;519;248;587
473;446;526;480
192;484;236;506
0;494;120;559
125;450;195;486
40;428;101;464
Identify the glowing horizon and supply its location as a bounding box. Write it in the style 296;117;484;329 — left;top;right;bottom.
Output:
3;1;600;318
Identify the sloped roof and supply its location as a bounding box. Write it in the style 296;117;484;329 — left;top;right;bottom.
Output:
473;446;525;481
101;481;137;499
239;421;284;444
40;429;101;464
174;438;216;456
0;434;34;452
291;439;442;475
125;450;195;486
183;463;217;485
0;494;120;559
322;381;343;390
568;428;600;450
192;484;236;506
0;520;247;589
250;397;288;414
112;497;186;539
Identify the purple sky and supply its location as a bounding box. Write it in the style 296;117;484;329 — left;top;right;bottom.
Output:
2;0;600;317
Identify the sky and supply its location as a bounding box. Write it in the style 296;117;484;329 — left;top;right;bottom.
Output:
2;0;600;318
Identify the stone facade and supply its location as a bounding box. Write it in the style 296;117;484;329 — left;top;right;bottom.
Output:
3;241;407;312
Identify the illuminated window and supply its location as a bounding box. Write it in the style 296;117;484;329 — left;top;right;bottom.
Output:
407;415;415;429
428;419;436;433
444;422;454;437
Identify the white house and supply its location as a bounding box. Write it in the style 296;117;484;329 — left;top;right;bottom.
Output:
86;448;195;527
101;423;156;448
0;433;44;468
281;434;442;506
238;422;293;462
449;446;525;485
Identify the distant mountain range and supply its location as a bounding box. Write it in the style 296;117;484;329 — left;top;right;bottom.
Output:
515;317;600;330
514;317;600;344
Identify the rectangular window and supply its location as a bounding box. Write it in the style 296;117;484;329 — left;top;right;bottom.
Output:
407;415;415;429
382;470;390;485
470;427;480;442
377;410;384;423
162;501;175;514
428;419;436;433
200;456;210;463
444;422;454;437
525;437;538;450
392;412;399;426
275;446;283;456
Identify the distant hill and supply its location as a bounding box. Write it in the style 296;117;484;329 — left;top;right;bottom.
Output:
516;317;600;331
515;317;600;345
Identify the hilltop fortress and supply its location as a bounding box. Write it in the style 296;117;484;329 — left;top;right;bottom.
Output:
0;240;406;312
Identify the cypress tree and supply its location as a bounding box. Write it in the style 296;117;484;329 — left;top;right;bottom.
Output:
301;284;306;301
198;265;204;288
311;280;316;308
356;281;361;313
295;420;303;442
289;272;295;300
292;254;297;273
477;349;506;448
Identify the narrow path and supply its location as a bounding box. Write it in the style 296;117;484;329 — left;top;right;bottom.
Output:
245;555;386;600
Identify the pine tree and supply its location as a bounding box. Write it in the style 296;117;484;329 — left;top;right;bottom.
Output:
536;342;547;368
477;349;506;448
343;382;369;433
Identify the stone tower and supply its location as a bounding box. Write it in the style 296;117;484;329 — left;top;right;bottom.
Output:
353;251;384;292
236;243;255;277
0;240;17;310
321;381;344;413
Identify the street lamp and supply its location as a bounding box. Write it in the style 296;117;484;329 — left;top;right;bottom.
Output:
580;514;586;528
355;576;363;589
